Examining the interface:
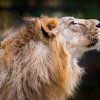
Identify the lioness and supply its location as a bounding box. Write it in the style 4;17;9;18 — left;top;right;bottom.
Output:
0;16;100;100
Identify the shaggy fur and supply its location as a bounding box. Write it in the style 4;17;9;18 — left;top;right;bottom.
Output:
0;16;100;100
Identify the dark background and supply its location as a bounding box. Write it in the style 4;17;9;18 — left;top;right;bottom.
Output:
0;0;100;100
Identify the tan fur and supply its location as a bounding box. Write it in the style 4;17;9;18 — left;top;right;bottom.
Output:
0;16;94;100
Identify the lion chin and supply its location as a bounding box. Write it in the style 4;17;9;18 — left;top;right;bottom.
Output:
0;16;83;100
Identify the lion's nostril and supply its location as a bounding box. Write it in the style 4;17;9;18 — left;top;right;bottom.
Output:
96;23;100;28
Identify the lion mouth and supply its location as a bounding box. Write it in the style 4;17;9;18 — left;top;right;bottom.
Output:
86;29;100;48
87;39;98;48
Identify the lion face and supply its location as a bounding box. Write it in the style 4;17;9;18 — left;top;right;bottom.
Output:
57;17;100;58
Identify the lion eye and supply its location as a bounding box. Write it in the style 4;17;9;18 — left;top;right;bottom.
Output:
70;21;78;25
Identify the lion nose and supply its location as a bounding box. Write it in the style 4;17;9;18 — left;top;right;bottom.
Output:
96;22;100;28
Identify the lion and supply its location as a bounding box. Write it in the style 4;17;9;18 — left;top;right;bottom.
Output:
0;16;100;100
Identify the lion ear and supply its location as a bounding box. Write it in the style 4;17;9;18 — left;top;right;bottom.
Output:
41;17;58;38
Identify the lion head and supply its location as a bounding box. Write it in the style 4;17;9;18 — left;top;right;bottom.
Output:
0;16;100;100
58;17;100;58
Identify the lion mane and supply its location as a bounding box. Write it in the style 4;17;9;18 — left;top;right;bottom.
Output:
0;16;83;100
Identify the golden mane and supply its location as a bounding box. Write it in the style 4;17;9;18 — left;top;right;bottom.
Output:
0;17;83;100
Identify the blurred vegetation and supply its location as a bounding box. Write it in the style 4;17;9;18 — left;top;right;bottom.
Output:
0;0;100;100
0;0;100;34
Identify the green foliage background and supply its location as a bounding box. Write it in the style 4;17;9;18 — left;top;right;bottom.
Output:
0;0;100;34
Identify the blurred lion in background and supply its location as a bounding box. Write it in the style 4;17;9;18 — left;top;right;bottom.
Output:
0;16;100;100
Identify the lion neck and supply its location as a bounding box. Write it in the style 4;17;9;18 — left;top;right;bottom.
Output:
66;45;88;60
